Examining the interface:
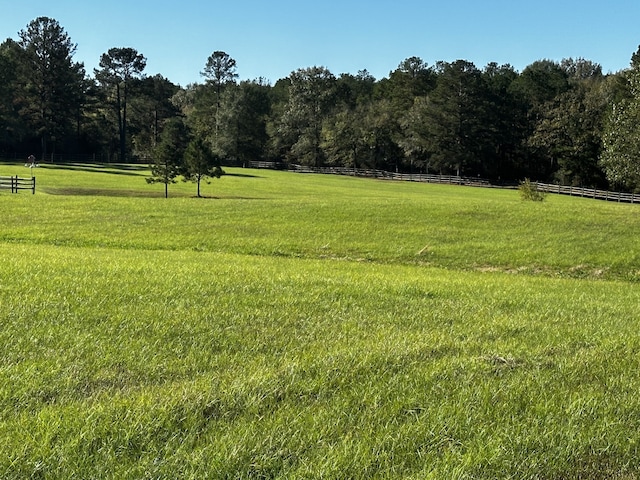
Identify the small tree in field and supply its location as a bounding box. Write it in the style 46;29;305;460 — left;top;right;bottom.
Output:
518;178;547;201
183;136;223;197
147;117;189;198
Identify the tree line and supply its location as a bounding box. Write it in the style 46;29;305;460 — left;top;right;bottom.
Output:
3;17;640;192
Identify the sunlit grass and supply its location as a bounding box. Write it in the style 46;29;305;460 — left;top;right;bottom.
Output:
1;162;640;478
2;162;640;279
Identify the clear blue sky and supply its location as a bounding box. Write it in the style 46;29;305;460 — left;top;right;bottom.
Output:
1;0;639;86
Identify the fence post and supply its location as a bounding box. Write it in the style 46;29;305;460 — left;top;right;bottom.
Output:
32;176;36;194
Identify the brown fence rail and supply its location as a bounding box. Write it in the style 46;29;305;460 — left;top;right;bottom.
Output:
0;176;36;194
534;182;640;204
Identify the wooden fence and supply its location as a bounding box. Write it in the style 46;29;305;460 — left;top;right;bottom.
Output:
534;182;640;204
284;163;491;187
246;162;640;204
0;176;36;194
247;160;487;184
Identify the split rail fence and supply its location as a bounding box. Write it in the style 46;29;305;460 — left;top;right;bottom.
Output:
533;182;640;204
0;176;36;194
246;161;640;204
247;161;491;187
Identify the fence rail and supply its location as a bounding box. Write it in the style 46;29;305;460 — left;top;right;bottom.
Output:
246;162;640;204
0;176;36;194
284;163;491;186
534;182;640;204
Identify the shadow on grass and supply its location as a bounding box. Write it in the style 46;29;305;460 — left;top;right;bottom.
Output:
224;172;264;178
39;164;265;179
42;187;184;198
42;187;267;200
189;195;268;200
39;163;148;177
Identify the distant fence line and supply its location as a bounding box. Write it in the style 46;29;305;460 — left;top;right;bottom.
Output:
533;182;640;204
1;157;637;204
246;161;640;204
247;161;491;187
0;175;36;194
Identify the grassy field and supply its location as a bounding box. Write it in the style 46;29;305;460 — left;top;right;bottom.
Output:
1;162;640;478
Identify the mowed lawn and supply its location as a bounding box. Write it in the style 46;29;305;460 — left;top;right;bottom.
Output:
1;162;640;479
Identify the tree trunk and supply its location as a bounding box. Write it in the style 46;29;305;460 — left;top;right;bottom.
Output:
121;82;127;162
41;134;47;163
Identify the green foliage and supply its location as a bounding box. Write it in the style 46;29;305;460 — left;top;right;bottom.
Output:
14;17;86;159
94;47;147;162
147;117;190;197
2;164;640;478
529;80;607;187
182;136;223;197
202;50;238;88
215;80;271;164
600;64;640;191
518;178;547;201
276;66;338;166
128;74;181;159
417;60;489;175
512;59;570;107
6;16;640;193
0;40;26;144
321;105;373;168
200;50;238;151
376;57;435;111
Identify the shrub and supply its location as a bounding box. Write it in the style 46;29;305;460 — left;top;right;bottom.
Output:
519;178;546;201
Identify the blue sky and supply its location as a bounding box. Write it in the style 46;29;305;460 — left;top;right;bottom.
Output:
1;0;639;86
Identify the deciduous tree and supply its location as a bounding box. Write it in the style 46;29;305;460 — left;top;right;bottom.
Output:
529;69;606;187
321;105;369;169
600;49;640;191
277;66;337;166
216;79;271;165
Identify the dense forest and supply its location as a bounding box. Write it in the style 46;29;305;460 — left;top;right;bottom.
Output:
3;17;640;191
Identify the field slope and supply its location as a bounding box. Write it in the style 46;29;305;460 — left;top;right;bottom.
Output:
1;162;640;479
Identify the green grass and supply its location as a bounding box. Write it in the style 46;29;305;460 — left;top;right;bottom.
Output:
1;162;640;478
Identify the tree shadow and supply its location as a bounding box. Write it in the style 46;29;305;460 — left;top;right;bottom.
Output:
191;195;268;200
42;187;182;197
42;186;267;200
223;172;264;178
39;163;147;176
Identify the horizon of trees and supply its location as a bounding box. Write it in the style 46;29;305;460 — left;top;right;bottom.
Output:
3;17;640;191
